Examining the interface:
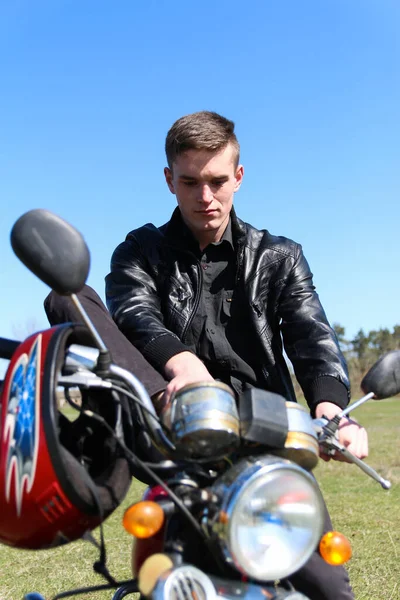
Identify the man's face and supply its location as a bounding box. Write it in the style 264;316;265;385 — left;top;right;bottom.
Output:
164;144;244;248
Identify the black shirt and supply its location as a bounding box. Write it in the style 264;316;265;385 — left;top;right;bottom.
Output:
182;220;262;394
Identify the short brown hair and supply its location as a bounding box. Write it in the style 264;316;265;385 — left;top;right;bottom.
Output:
165;111;240;169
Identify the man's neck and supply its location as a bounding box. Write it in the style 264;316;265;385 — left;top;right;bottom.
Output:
196;218;231;251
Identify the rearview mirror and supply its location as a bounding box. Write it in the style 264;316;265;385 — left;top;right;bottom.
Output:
11;209;90;296
361;350;400;399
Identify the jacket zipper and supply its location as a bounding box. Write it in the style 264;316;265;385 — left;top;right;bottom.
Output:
173;250;202;344
235;243;244;286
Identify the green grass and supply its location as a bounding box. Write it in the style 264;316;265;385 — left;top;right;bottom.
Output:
314;397;400;600
0;481;146;600
0;398;399;600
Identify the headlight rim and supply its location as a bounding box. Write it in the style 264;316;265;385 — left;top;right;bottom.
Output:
211;455;325;581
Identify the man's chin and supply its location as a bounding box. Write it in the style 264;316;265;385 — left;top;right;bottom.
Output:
198;221;222;234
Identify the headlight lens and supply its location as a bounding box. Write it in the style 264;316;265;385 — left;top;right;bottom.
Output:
213;457;325;581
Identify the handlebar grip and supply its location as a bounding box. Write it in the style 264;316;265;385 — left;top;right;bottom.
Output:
0;337;20;360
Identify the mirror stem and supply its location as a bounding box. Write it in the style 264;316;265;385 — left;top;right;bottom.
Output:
70;294;109;353
338;392;375;419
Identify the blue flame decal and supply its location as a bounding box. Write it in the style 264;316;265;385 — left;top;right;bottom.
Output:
4;336;41;515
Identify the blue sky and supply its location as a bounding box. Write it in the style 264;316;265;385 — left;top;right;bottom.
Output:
0;0;399;374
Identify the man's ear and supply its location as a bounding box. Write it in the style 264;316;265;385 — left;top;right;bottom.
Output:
164;167;175;194
234;165;244;192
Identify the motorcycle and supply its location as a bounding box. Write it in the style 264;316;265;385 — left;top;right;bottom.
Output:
0;209;398;600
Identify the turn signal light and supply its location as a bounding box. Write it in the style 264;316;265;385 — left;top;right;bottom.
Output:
319;531;352;565
123;501;165;539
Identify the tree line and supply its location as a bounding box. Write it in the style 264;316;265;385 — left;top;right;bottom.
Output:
333;323;400;391
291;323;400;399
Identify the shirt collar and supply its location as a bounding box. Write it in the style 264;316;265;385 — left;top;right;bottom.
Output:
182;217;234;253
218;219;234;249
166;208;234;253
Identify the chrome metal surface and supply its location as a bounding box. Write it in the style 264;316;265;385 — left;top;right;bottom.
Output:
339;392;375;418
109;364;175;453
70;294;108;352
162;381;240;459
58;371;112;388
286;402;316;437
212;574;310;599
152;565;217;599
64;345;174;452
279;402;319;470
150;565;310;599
210;455;325;581
316;409;391;489
321;434;391;489
65;343;100;370
312;417;329;434
64;345;175;453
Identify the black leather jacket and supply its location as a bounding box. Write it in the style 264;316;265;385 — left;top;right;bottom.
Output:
106;208;350;414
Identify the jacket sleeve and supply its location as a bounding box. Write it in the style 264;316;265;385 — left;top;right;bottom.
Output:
278;244;350;415
105;234;192;374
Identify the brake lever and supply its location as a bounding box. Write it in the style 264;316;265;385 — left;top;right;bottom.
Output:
318;433;391;490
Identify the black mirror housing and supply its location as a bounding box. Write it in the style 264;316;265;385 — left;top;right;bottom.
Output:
361;350;400;399
11;209;90;296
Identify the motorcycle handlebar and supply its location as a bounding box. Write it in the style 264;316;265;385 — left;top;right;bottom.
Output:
64;344;175;453
63;345;391;488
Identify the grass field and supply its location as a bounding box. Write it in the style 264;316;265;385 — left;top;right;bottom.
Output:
0;397;399;600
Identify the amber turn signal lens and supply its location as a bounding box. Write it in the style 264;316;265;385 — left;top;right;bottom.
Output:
319;531;352;565
123;501;165;538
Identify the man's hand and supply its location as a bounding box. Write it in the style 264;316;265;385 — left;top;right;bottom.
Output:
315;401;369;463
162;351;214;406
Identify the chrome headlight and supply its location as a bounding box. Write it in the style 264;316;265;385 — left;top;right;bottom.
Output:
211;456;325;582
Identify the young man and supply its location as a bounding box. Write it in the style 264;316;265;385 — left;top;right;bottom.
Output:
105;111;367;599
46;111;366;598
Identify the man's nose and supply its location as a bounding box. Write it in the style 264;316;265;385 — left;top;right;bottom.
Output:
199;184;213;203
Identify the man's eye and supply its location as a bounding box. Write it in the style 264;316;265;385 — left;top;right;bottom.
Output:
213;180;226;187
183;181;197;186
